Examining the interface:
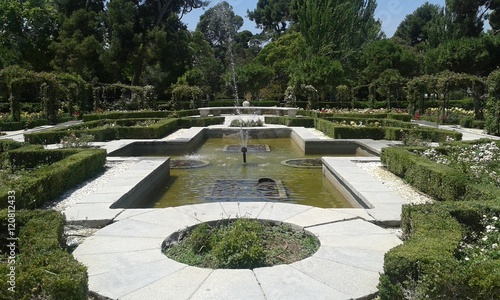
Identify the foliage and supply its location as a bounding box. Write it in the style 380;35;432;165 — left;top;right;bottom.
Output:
0;209;88;300
0;148;106;209
164;218;320;269
229;119;264;127
394;2;442;47
295;0;380;60
379;202;500;299
486;70;500;135
247;0;296;37
236;63;274;99
60;133;95;148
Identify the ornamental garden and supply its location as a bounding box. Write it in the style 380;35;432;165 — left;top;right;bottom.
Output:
2;0;500;299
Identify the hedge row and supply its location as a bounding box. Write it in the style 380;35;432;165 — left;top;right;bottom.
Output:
379;202;500;299
25;118;180;144
0;148;106;209
0;139;23;153
7;146;80;170
177;116;224;128
315;119;462;142
81;110;197;121
380;145;499;202
321;117;417;129
0;210;88;300
0;119;49;131
303;111;412;121
264;116;315;127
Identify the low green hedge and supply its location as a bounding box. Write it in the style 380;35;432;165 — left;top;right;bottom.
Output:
264;116;315;127
81;110;196;121
7;146;79;170
0;119;49;131
25;118;180;144
379;202;500;299
315;119;462;142
178;116;224;128
0;148;106;209
0;139;23;153
0;210;88;299
381;146;499;202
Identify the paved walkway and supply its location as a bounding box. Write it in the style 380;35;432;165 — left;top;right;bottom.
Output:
73;202;402;300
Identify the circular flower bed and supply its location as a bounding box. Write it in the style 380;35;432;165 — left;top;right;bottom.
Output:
162;218;320;269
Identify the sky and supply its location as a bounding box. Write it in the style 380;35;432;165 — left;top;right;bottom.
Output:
182;0;447;37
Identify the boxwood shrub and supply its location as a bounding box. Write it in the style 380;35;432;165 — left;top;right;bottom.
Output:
81;110;189;121
0;148;106;209
381;145;498;202
264;116;315;127
379;202;500;299
0;139;23;153
315;119;462;142
25;118;180;144
0;210;88;300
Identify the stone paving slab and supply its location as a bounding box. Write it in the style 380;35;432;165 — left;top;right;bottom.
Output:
190;269;266;300
73;204;403;300
120;267;213;300
253;264;350;300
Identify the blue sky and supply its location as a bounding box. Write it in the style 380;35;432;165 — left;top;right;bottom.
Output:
182;0;446;37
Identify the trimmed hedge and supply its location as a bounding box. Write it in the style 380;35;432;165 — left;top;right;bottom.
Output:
7;146;78;170
264;116;315;127
304;111;412;121
178;116;224;128
0;139;23;153
0;148;106;209
315;119;462;142
381;145;499;202
379;202;500;299
0;210;88;300
0;119;49;131
25;118;180;144
82;109;198;121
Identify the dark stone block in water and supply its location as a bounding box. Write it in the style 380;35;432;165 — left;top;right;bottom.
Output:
170;159;209;169
281;158;322;168
206;179;287;201
223;144;270;153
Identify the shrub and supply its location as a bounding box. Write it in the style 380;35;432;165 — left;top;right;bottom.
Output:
0;210;88;300
0;148;106;209
379;202;500;299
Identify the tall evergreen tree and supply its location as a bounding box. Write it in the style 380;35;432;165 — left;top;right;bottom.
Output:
295;0;381;60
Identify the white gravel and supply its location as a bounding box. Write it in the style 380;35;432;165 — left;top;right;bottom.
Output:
47;160;138;213
355;161;434;205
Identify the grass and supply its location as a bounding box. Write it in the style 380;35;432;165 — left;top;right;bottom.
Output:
164;218;320;269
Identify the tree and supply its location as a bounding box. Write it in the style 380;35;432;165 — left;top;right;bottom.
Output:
253;32;308;96
295;0;381;60
0;0;59;70
486;70;500;135
424;35;500;76
236;63;274;99
101;0;207;87
247;0;295;37
360;39;421;82
196;1;243;62
50;6;107;82
445;0;493;38
394;2;441;47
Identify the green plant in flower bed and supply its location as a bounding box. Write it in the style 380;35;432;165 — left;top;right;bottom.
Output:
379;202;500;299
229;118;264;127
164;218;319;269
0;209;88;300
